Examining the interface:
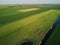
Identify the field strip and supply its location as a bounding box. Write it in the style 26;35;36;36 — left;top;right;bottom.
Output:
0;12;20;17
17;8;39;12
0;9;59;36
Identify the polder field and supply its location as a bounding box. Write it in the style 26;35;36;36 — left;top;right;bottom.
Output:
0;5;60;45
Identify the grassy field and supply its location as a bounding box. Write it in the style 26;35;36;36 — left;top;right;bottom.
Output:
0;6;50;27
0;5;60;45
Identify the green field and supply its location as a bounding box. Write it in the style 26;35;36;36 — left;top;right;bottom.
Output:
0;5;60;45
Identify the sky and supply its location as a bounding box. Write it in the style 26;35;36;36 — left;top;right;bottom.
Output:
0;0;60;4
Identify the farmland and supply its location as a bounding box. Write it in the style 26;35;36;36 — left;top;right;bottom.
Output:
0;5;60;45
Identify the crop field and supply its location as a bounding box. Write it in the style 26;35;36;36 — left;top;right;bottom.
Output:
0;5;60;45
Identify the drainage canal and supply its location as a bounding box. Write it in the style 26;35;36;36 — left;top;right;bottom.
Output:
40;17;60;45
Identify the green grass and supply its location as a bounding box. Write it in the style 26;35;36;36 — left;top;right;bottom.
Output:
0;6;60;45
45;23;60;45
0;7;50;27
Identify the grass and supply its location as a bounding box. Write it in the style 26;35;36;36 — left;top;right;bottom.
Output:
0;7;50;27
0;6;60;45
